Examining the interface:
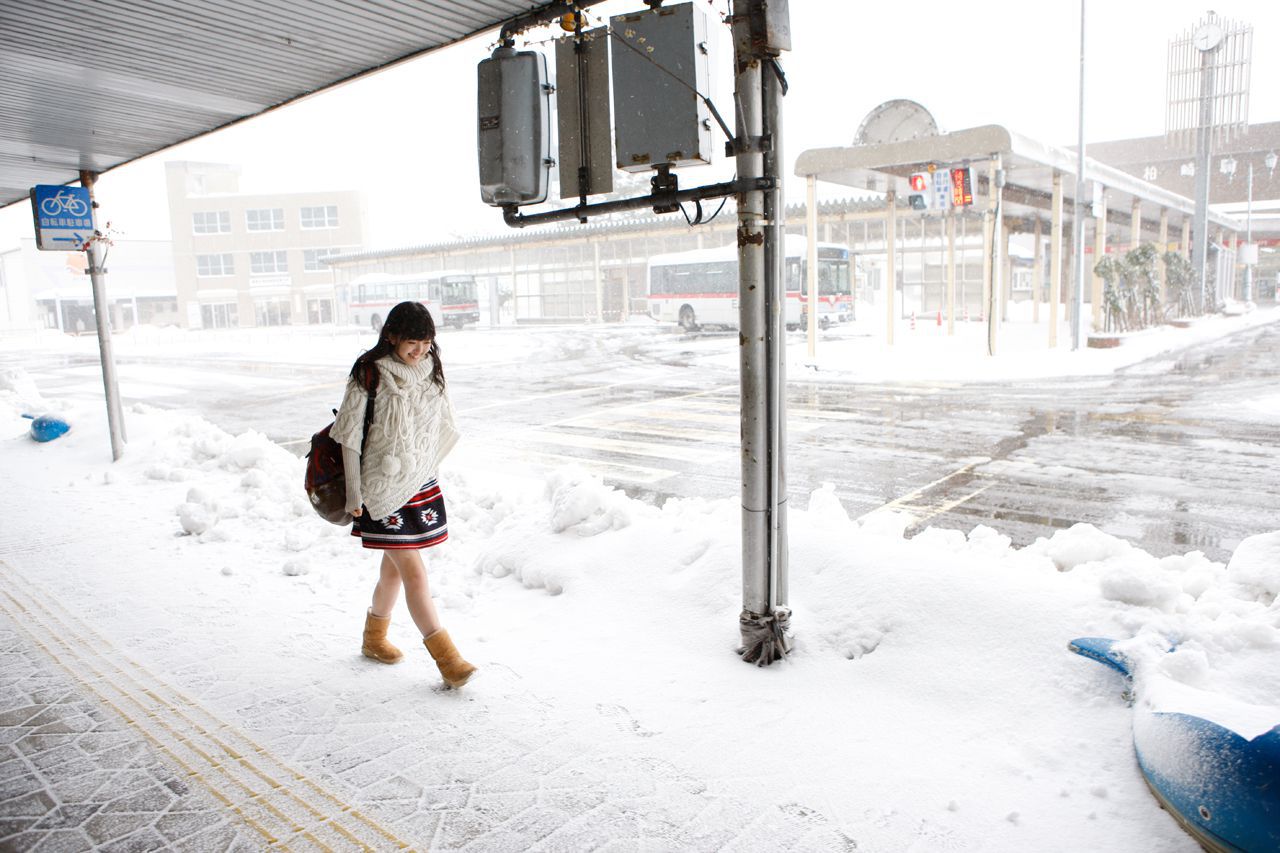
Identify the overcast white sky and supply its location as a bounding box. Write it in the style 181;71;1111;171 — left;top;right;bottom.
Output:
3;1;1279;250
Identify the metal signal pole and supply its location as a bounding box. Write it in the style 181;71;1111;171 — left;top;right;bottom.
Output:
734;0;791;665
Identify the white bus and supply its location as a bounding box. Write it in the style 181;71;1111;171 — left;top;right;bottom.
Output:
345;271;480;331
647;235;853;331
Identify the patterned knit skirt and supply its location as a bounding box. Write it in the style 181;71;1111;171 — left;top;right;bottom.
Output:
351;480;448;550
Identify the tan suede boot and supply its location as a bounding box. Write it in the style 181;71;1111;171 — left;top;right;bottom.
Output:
361;610;404;664
424;629;477;688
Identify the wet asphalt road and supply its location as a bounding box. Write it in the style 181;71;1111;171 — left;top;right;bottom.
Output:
12;321;1279;563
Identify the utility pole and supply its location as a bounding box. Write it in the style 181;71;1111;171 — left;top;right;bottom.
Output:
1192;42;1217;313
1072;0;1086;351
733;0;791;666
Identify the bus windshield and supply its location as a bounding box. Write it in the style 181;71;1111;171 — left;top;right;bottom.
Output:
438;275;476;305
819;259;850;296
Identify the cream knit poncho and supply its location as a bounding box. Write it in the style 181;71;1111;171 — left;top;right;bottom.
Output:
330;354;460;520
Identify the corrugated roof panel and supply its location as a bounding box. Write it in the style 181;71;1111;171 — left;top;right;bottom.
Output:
0;0;581;207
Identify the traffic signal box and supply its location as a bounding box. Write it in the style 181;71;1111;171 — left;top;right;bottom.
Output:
906;166;975;214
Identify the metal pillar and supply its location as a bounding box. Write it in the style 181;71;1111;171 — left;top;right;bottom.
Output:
1092;188;1107;329
946;211;956;336
1158;208;1169;303
1050;171;1063;348
1130;199;1142;251
1072;0;1086;350
986;157;1003;356
806;175;818;358
1032;217;1043;324
593;240;603;322
885;192;897;346
1244;162;1254;303
1192;45;1217;312
79;171;126;461
734;0;790;665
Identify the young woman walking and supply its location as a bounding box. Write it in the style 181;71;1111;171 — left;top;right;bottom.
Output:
330;300;476;688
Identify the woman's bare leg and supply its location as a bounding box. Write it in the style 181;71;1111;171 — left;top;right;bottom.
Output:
369;552;403;618
384;549;442;637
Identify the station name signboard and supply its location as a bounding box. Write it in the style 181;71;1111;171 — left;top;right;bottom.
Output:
30;185;94;251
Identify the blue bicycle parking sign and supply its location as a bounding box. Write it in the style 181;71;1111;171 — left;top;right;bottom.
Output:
30;184;94;251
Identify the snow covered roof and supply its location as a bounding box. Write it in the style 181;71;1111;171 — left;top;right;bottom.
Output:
795;125;1243;233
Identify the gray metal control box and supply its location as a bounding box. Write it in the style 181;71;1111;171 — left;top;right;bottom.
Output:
477;47;551;206
610;3;712;173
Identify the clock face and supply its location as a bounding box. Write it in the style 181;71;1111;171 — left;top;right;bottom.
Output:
1194;23;1224;51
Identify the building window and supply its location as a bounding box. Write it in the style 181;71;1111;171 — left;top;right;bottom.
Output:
195;254;235;277
201;302;238;329
250;250;289;275
303;248;342;272
307;298;334;324
300;205;339;229
255;298;291;327
192;211;230;234
246;208;285;231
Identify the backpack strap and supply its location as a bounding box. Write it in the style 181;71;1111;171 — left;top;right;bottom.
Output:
360;363;378;456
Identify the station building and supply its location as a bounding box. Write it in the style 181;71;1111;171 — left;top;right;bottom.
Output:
165;162;366;329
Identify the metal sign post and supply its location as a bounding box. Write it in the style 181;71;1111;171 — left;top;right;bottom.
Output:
30;177;126;460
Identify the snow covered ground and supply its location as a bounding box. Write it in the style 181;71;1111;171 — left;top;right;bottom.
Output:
1;309;1278;851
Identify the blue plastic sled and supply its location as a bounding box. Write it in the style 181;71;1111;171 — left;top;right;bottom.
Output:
1069;637;1280;853
22;413;70;442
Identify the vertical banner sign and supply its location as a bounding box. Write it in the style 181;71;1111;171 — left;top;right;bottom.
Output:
30;185;94;251
949;167;974;208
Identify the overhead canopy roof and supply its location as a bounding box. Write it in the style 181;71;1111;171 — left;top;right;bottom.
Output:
0;0;594;209
795;125;1243;233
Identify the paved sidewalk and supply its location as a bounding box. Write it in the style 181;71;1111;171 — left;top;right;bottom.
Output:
0;607;259;852
0;550;861;852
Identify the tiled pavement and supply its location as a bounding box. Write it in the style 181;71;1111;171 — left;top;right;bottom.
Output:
0;557;863;852
0;614;258;852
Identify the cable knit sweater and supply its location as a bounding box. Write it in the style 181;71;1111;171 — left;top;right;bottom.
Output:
330;354;460;520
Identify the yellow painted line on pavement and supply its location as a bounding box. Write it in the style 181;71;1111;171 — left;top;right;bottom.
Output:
907;484;994;526
860;461;987;520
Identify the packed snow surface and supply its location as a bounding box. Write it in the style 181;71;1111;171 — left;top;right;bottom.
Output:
3;313;1278;851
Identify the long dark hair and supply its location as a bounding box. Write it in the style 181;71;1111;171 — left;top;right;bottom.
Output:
349;301;446;391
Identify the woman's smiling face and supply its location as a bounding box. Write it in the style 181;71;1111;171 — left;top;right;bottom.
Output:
391;337;431;365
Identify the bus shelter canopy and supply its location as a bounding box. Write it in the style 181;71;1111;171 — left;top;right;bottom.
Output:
0;0;599;209
794;125;1242;234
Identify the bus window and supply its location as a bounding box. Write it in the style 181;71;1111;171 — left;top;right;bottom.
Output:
819;260;850;295
786;259;802;292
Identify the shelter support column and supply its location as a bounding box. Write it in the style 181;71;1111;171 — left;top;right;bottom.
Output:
886;192;896;346
1158;208;1169;304
1091;187;1107;330
946;211;956;336
1130;199;1142;251
1181;219;1191;258
1049;171;1063;348
987;156;1003;356
1001;228;1012;323
593;241;603;323
1032;217;1043;324
806;175;818;358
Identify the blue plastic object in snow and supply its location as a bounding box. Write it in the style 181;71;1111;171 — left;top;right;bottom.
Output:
1069;637;1280;853
22;413;70;442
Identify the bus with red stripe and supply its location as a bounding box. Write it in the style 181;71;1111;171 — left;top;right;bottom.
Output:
345;271;480;332
647;235;853;331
